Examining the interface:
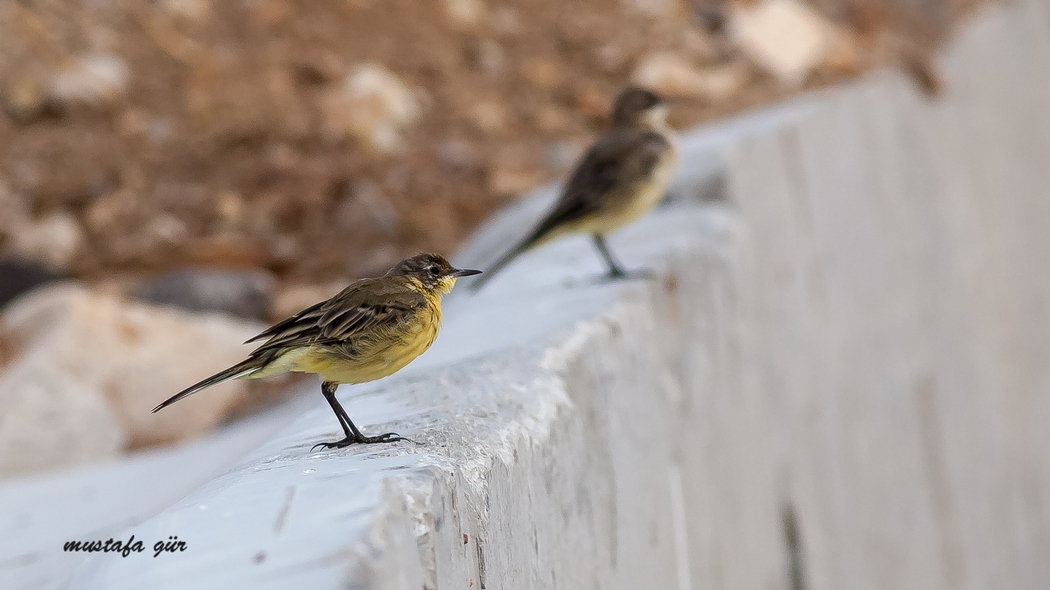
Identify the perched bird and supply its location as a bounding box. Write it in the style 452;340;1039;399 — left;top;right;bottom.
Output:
471;86;678;291
152;253;481;449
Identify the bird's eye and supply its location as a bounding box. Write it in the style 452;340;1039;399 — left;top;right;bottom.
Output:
428;265;441;276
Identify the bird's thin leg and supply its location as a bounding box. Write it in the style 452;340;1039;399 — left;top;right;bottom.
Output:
591;234;655;282
592;234;628;278
321;382;353;435
312;382;403;450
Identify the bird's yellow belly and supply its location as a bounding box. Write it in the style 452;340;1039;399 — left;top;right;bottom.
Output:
287;308;440;385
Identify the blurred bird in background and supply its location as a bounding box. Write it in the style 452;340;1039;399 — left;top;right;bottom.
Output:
470;87;679;290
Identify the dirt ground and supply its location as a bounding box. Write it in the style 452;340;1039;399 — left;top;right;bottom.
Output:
0;0;976;288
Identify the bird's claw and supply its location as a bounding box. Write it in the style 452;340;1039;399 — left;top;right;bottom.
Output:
311;439;352;451
311;432;406;451
357;432;405;444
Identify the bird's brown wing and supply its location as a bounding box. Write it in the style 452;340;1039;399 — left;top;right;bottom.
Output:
535;128;671;237
245;278;428;352
153;278;427;413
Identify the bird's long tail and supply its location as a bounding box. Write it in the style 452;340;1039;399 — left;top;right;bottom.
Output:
152;356;267;413
469;230;544;291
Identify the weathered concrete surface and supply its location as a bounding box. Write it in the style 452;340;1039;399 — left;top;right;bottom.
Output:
0;391;317;590
3;2;1050;588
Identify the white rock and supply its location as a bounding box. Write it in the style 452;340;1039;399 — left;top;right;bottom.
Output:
443;0;484;27
620;0;683;18
49;54;129;107
9;212;84;271
0;345;127;478
729;0;834;85
321;64;421;154
632;52;748;100
161;0;212;23
1;284;265;450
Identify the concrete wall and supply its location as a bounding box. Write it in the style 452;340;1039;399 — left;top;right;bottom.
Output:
3;1;1049;588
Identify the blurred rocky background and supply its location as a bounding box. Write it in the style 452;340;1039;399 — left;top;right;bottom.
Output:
0;0;975;477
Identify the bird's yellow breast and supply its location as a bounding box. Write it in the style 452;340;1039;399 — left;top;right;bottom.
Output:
283;300;442;385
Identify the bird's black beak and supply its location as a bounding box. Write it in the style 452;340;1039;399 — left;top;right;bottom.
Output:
452;268;482;277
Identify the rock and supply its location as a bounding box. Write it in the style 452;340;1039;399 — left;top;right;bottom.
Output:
161;0;212;24
442;0;484;28
729;0;834;85
8;212;85;271
489;6;521;37
0;284;264;450
544;139;588;171
632;53;698;94
84;189;134;234
437;137;482;172
49;54;129;109
137;268;276;321
321;64;421;154
521;58;564;89
143;213;189;247
215;190;248;229
632;52;748;100
594;43;630;74
0;344;127;478
469;100;510;134
620;0;684;18
472;40;505;77
0;258;66;311
265;234;302;268
2;72;49;124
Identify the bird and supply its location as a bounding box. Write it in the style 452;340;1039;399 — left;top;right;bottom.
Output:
470;86;678;291
152;253;481;449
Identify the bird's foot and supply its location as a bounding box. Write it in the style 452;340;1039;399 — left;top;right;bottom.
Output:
356;432;406;444
311;437;354;451
311;432;405;451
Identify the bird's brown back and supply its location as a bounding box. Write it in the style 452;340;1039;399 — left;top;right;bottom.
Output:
245;276;430;356
529;127;673;242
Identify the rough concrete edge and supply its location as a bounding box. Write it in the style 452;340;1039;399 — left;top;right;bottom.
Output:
325;4;1050;584
335;242;739;589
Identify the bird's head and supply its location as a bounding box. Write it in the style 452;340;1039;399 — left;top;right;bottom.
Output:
387;253;482;294
611;87;669;129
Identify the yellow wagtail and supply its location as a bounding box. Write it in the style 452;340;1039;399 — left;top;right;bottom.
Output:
152;253;481;449
471;87;678;291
